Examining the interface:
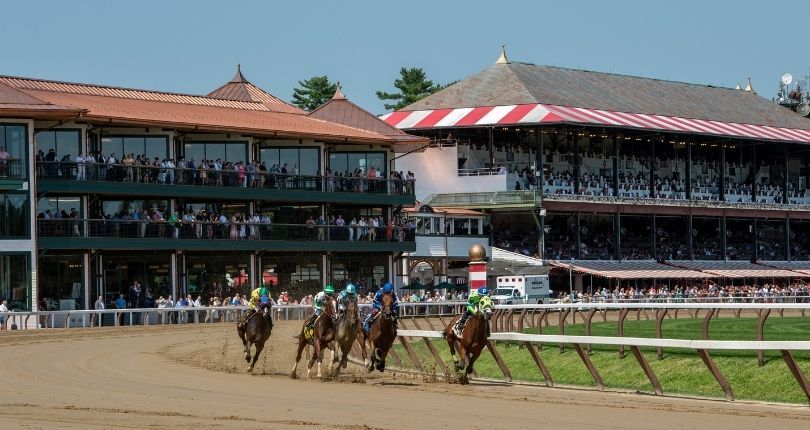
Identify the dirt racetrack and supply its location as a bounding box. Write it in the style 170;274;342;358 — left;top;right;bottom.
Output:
1;321;810;430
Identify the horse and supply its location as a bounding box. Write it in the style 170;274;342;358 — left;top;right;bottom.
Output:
291;298;336;379
332;300;365;376
360;293;396;372
237;304;273;373
443;308;490;384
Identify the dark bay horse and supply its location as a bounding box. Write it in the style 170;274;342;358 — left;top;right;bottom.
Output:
360;293;396;372
292;298;336;379
332;300;365;376
443;310;489;384
237;305;273;373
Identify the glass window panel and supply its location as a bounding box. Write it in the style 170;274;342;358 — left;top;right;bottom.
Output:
204;143;225;163
225;143;247;163
347;153;365;173
0;194;29;238
145;137;168;160
259;148;280;167
103;137;124;160
367;153;385;176
329;153;347;175
0;253;30;311
4;126;27;162
279;148;297;172
38;254;85;310
299;148;319;175
37;197;81;218
123;137;145;156
57;131;80;157
183;143;205;163
35;131;56;155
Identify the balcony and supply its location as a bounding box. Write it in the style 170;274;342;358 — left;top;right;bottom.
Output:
0;159;25;190
35;161;415;206
423;190;541;209
37;219;415;252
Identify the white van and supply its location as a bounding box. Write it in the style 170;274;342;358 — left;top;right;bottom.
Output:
492;275;550;304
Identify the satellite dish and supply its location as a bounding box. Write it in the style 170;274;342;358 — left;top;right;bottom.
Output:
797;102;810;117
782;73;794;85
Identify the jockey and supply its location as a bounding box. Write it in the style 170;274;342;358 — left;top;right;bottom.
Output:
305;284;335;330
239;285;271;329
454;287;493;336
363;282;399;333
336;283;358;317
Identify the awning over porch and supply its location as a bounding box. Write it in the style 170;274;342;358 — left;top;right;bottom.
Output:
382;103;810;143
674;261;806;278
549;261;714;279
549;260;810;279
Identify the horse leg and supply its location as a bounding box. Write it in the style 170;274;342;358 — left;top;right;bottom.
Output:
307;340;320;379
466;350;482;376
357;327;368;368
446;335;458;369
366;341;376;372
291;335;306;378
456;342;468;372
238;327;250;363
249;341;265;373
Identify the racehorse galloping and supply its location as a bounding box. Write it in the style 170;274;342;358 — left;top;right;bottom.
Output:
237;304;273;373
332;300;365;376
360;293;396;372
291;298;336;379
443;310;489;384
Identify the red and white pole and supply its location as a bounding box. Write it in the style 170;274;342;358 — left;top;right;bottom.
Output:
468;244;487;293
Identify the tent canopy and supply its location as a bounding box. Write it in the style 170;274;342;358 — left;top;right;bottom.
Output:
548;260;810;280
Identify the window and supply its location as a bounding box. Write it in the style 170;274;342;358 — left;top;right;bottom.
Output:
37;197;82;218
0;124;28;179
0;193;29;238
102;136;168;160
329;152;386;176
38;254;85;310
183;142;247;163
260;146;320;175
0;253;31;311
35;130;81;160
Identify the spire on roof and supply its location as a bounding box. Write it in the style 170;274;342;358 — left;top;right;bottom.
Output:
735;83;742;90
495;45;509;64
744;77;756;94
332;82;346;100
230;64;248;83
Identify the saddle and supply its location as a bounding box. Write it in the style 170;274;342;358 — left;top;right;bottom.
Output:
304;313;323;340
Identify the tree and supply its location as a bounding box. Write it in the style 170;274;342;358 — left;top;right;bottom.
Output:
376;67;454;111
291;76;338;111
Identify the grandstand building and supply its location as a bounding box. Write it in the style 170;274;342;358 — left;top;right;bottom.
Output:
0;66;421;313
387;49;810;291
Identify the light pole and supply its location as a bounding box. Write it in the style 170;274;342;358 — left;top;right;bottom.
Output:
569;258;574;298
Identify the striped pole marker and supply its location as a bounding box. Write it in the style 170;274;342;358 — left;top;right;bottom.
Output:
469;261;487;292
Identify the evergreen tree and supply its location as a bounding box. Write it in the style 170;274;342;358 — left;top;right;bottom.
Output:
291;76;337;111
376;67;454;111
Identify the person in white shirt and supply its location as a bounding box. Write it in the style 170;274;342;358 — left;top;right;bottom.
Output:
75;153;86;180
348;218;357;241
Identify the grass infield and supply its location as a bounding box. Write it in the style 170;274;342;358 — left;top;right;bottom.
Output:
394;317;810;404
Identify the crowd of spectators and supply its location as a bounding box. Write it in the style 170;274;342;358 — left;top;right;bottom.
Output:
559;282;810;303
35;149;415;195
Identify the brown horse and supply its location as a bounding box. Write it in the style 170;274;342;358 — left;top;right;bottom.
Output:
291;298;336;379
360;293;396;372
237;305;273;373
443;310;490;384
331;300;365;376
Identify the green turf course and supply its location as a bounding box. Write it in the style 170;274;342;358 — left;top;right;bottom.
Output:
393;316;810;404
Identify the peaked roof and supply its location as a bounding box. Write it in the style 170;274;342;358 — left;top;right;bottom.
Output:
0;74;396;144
399;61;810;131
206;65;305;114
0;81;84;117
308;88;427;144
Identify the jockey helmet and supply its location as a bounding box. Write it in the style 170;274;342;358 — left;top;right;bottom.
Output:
260;295;269;304
345;283;356;295
259;286;268;296
382;283;394;294
324;284;335;295
477;287;489;296
469;290;480;299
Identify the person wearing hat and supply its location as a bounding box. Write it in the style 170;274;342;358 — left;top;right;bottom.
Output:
453;287;493;336
336;282;358;319
238;284;272;329
304;284;335;330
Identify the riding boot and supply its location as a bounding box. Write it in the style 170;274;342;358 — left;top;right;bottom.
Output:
455;312;470;335
305;312;318;329
239;309;255;329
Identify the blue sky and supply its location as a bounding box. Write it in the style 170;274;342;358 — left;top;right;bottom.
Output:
1;0;806;115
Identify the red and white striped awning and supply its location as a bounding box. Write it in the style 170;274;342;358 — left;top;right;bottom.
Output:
381;103;810;143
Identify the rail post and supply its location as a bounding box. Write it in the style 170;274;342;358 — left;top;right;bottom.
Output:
655;308;668;360
756;309;771;367
559;308;571;353
485;340;512;382
574;343;604;390
631;346;663;395
523;341;553;386
617;308;629;358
